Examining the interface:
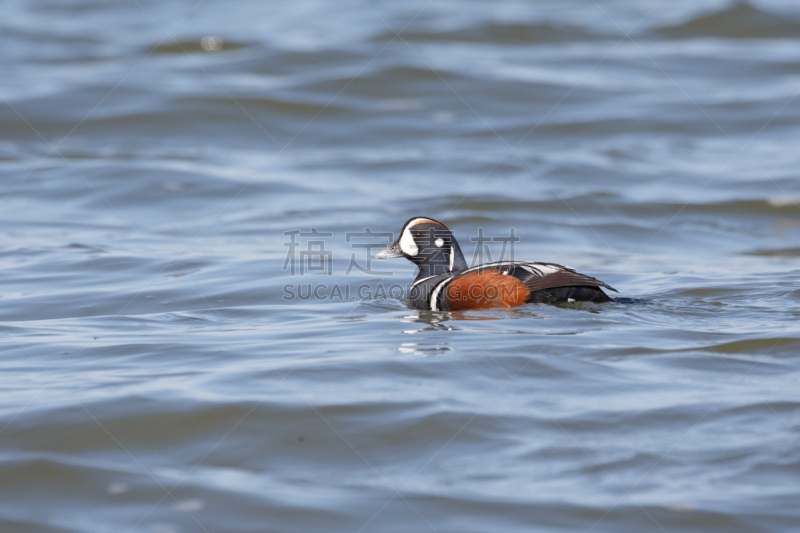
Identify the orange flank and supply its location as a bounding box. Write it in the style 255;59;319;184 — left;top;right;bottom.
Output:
445;271;530;310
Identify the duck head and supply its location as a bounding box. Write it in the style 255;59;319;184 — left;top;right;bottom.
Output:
375;217;468;279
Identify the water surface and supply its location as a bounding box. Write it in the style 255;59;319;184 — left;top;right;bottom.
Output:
1;0;799;532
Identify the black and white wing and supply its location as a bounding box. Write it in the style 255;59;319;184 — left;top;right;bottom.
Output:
463;261;616;293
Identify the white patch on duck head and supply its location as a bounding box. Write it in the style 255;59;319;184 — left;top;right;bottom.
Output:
434;238;444;247
399;225;419;256
449;245;455;271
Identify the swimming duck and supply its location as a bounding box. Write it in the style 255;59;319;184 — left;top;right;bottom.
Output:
375;217;616;310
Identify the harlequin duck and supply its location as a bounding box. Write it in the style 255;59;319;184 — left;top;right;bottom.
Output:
375;217;617;311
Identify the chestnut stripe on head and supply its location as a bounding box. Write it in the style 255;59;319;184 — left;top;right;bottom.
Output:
407;218;445;228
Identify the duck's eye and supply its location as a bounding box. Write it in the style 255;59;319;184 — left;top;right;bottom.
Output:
434;238;444;247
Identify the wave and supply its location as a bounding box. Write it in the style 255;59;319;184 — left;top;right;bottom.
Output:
371;21;604;44
656;2;800;39
151;38;249;54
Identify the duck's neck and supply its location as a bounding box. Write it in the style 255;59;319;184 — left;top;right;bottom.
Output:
415;263;450;281
414;243;468;281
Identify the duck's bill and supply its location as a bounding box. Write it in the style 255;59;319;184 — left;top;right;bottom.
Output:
374;242;403;259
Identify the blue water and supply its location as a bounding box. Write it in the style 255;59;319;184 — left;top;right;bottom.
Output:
1;0;799;532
